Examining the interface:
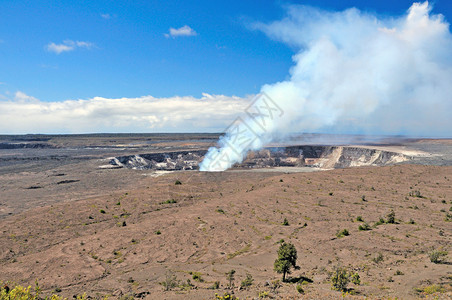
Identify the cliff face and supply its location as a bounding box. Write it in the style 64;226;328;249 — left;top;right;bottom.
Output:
332;147;407;168
110;150;206;170
109;145;410;170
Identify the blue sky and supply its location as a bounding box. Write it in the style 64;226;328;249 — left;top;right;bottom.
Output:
1;0;450;102
0;1;451;134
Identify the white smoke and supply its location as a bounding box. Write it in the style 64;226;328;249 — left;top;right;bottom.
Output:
200;1;452;171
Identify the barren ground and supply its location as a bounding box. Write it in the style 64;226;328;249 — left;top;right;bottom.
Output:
0;135;451;299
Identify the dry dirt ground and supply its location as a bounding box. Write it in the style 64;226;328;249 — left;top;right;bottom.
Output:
1;163;451;299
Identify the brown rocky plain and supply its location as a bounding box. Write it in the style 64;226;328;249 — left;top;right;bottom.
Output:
0;135;451;299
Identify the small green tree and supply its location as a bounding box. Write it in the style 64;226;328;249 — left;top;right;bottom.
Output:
331;267;349;291
274;242;298;281
226;269;236;288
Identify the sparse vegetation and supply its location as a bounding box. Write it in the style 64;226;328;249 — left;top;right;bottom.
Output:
375;217;385;226
421;284;444;295
282;218;289;226
336;229;350;238
358;223;371;231
372;252;384;264
274;242;298;282
428;250;448;263
258;291;270;298
160;271;179;291
409;190;423;198
351;272;360;285
445;213;452;222
214;292;238;300
330;267;349;291
296;284;304;294
175;180;182;185
226;269;236;288
190;271;204;282
2;145;452;300
269;280;281;291
240;274;253;288
386;210;395;224
227;244;251;259
211;281;220;289
160;199;177;204
0;281;87;300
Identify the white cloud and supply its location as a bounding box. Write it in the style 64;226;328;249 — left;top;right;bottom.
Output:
14;91;39;103
164;25;197;38
0;92;249;134
46;40;95;54
101;13;112;19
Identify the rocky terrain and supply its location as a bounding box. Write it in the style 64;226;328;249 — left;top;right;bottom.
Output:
108;145;427;171
0;134;451;299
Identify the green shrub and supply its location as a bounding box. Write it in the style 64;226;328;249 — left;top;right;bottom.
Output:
160;199;177;204
428;250;448;263
356;216;363;222
160;271;179;291
175;180;182;185
445;213;452;222
422;284;444;294
358;223;371;231
282;218;289;226
240;274;253;288
296;285;304;294
190;271;203;282
212;281;220;289
375;217;385;226
386;210;395;224
214;292;238;299
331;267;350;291
336;229;350;238
258;291;270;298
0;281;86;300
351;272;360;285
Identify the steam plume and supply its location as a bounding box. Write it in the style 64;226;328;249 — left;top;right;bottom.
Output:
200;1;452;171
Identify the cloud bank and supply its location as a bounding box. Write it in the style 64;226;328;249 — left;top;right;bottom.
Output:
46;40;95;54
165;25;197;38
200;1;452;171
0;92;248;134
